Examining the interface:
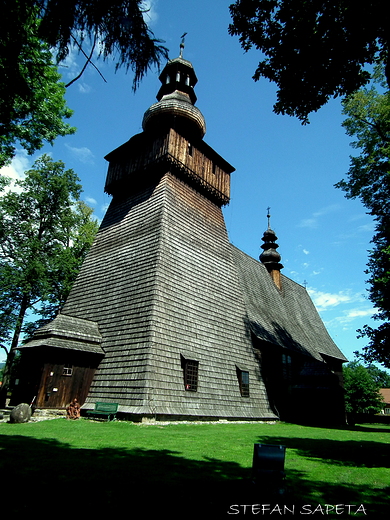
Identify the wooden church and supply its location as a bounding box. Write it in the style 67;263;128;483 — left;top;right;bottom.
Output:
14;46;347;425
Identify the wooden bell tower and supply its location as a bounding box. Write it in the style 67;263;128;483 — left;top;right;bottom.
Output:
104;52;233;206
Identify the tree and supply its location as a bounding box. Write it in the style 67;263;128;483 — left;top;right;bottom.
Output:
366;364;390;388
335;67;390;368
343;362;384;418
36;0;169;89
228;0;390;123
0;154;99;404
1;1;168;166
0;1;76;167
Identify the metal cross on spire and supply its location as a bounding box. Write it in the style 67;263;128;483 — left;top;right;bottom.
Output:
180;32;187;57
266;206;271;229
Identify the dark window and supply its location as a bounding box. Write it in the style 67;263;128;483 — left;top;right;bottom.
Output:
62;364;73;376
281;353;292;381
188;143;193;156
237;368;250;397
181;356;199;392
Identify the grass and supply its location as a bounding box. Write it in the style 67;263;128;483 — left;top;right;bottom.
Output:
0;419;389;518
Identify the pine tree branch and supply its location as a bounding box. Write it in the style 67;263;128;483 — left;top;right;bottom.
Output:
65;34;107;88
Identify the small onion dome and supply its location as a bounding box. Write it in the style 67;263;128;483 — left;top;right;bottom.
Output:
260;228;283;269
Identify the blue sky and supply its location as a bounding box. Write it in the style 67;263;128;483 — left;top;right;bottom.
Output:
0;0;380;365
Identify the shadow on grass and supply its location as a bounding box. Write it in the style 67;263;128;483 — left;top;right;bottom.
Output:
352;424;390;434
254;434;390;468
0;432;388;518
254;433;389;518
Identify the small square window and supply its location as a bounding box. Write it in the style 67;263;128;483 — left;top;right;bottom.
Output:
237;367;250;397
181;356;199;392
62;364;73;376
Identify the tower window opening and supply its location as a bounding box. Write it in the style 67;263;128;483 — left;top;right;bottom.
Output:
165;74;170;84
185;75;190;86
176;71;180;82
188;143;193;156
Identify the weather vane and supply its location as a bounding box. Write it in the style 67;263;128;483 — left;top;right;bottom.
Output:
180;32;187;57
266;206;271;229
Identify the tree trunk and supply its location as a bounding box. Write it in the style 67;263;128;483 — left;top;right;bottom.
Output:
0;292;30;407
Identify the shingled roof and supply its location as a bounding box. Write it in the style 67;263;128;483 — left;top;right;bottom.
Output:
19;314;104;355
57;172;276;419
231;245;347;363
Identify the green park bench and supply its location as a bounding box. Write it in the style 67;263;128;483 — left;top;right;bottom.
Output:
86;402;118;421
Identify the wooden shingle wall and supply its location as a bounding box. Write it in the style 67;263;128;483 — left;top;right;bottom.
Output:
61;167;275;419
61;184;162;410
142;172;273;418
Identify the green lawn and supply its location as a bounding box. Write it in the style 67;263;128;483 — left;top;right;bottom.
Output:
1;419;389;518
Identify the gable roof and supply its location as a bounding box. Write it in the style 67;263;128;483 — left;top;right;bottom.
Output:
231;245;347;362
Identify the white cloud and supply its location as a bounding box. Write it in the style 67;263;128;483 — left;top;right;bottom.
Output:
65;144;95;164
325;307;378;329
303;248;310;255
0;150;32;193
307;289;359;311
298;218;317;229
142;0;159;24
78;82;92;94
85;196;97;206
357;222;376;233
0;150;30;181
57;44;81;80
313;204;340;218
298;204;340;229
346;308;377;319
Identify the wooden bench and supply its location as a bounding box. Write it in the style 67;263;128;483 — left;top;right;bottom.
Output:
86;402;118;421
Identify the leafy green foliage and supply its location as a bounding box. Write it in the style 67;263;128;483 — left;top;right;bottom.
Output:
0;1;75;166
336;67;390;367
366;363;390;388
229;0;389;123
1;1;169;166
343;361;385;414
37;0;169;89
0;154;98;356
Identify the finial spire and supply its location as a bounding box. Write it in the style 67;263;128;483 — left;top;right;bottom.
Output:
260;209;284;290
180;32;187;58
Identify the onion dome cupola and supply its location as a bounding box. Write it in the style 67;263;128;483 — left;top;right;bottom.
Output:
142;40;206;140
260;209;284;289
